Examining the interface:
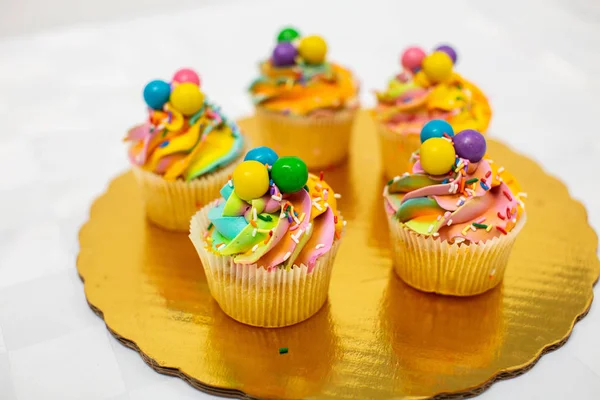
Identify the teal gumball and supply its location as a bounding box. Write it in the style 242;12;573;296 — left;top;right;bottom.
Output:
143;80;171;110
420;119;454;143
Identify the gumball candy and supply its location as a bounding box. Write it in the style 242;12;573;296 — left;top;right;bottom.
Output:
400;46;426;72
298;35;327;65
277;27;300;43
271;156;309;193
420;138;456;176
143;80;171;110
453;129;486;162
422;51;454;83
244;146;279;166
232;160;270;201
420;119;454;143
169;83;204;116
272;42;298;67
172;68;201;86
434;44;458;64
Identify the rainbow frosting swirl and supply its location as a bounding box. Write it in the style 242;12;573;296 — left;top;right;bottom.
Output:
126;68;243;181
384;122;525;244
249;27;359;116
204;147;344;270
374;45;491;135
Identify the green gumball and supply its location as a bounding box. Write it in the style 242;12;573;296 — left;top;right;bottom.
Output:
277;27;300;43
271;156;308;193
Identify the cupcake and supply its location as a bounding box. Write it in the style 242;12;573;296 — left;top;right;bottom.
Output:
249;27;360;170
125;68;244;231
383;123;526;296
189;146;345;327
373;45;492;179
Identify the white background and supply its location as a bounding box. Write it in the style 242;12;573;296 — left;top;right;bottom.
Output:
1;0;600;399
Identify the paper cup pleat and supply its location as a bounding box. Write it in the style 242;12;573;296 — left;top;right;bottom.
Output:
387;211;526;296
254;107;357;170
190;201;341;327
131;158;241;232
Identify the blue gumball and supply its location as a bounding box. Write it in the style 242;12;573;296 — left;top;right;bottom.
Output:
244;146;279;166
420;119;454;143
143;80;171;110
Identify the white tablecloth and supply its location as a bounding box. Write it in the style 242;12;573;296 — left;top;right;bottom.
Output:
1;0;599;399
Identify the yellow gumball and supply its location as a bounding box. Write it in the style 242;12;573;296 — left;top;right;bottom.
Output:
422;51;453;83
232;160;270;201
298;35;328;64
169;83;204;116
420;138;456;176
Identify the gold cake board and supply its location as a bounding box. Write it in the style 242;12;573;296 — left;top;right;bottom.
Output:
77;111;600;399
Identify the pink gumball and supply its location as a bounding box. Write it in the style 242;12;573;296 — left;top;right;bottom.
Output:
400;47;426;72
172;68;201;86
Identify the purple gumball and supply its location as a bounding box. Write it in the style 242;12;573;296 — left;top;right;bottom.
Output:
272;42;298;67
453;129;486;162
435;44;458;64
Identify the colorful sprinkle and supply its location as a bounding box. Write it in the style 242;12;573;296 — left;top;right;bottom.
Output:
485;171;492;178
257;214;272;222
252;244;259;252
252;228;257;237
473;223;488;229
283;252;291;261
497;212;506;220
334;193;342;199
480;181;490;190
315;243;325;250
279;347;288;354
517;192;528;198
447;219;453;226
497;167;505;174
486;224;493;232
466;178;478;184
271;195;282;201
319;171;324;181
502;190;512;201
496;226;508;235
207;222;213;230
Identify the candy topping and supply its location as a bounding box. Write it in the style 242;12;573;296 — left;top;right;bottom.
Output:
277;27;301;43
419;137;456;175
172;68;201;86
232;160;270;201
420;119;455;143
271;156;309;193
401;46;426;72
453;129;487;162
434;44;458;64
170;82;204;116
298;35;328;65
143;80;171;110
244;146;279;166
272;42;298;67
422;51;454;83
